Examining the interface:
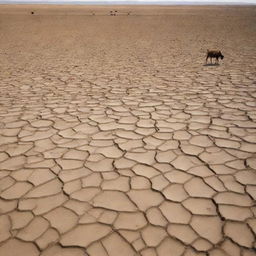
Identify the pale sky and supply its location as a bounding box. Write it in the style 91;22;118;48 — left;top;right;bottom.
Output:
2;0;256;3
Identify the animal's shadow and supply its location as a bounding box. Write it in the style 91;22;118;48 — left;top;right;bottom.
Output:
203;63;220;67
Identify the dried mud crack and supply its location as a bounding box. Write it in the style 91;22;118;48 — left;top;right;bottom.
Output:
0;5;255;256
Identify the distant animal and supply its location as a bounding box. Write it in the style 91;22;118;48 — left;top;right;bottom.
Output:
206;49;224;64
31;11;34;15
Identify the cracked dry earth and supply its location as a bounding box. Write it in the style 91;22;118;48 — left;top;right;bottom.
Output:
0;5;256;256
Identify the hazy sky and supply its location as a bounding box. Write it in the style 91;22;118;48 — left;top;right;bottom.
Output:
3;0;256;3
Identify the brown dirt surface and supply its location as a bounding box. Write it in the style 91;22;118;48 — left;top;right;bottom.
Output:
0;4;256;256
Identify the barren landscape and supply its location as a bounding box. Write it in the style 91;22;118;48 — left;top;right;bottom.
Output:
0;4;256;256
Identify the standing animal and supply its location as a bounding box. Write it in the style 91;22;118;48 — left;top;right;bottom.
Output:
206;50;224;64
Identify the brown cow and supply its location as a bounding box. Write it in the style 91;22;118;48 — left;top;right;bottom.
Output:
206;50;224;64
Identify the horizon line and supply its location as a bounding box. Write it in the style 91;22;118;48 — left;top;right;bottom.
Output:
1;0;255;4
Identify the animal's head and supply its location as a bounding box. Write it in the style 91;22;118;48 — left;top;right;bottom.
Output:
220;51;224;59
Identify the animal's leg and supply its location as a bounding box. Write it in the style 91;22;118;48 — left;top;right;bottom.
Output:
210;57;212;64
206;56;208;64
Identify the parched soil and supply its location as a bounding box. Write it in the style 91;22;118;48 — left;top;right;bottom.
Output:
0;5;255;256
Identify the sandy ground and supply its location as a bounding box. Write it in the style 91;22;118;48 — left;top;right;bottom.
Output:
0;4;256;256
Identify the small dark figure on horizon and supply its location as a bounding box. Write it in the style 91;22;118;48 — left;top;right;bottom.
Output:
206;49;224;64
31;11;34;15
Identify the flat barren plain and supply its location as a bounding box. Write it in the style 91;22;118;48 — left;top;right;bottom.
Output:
0;4;256;256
